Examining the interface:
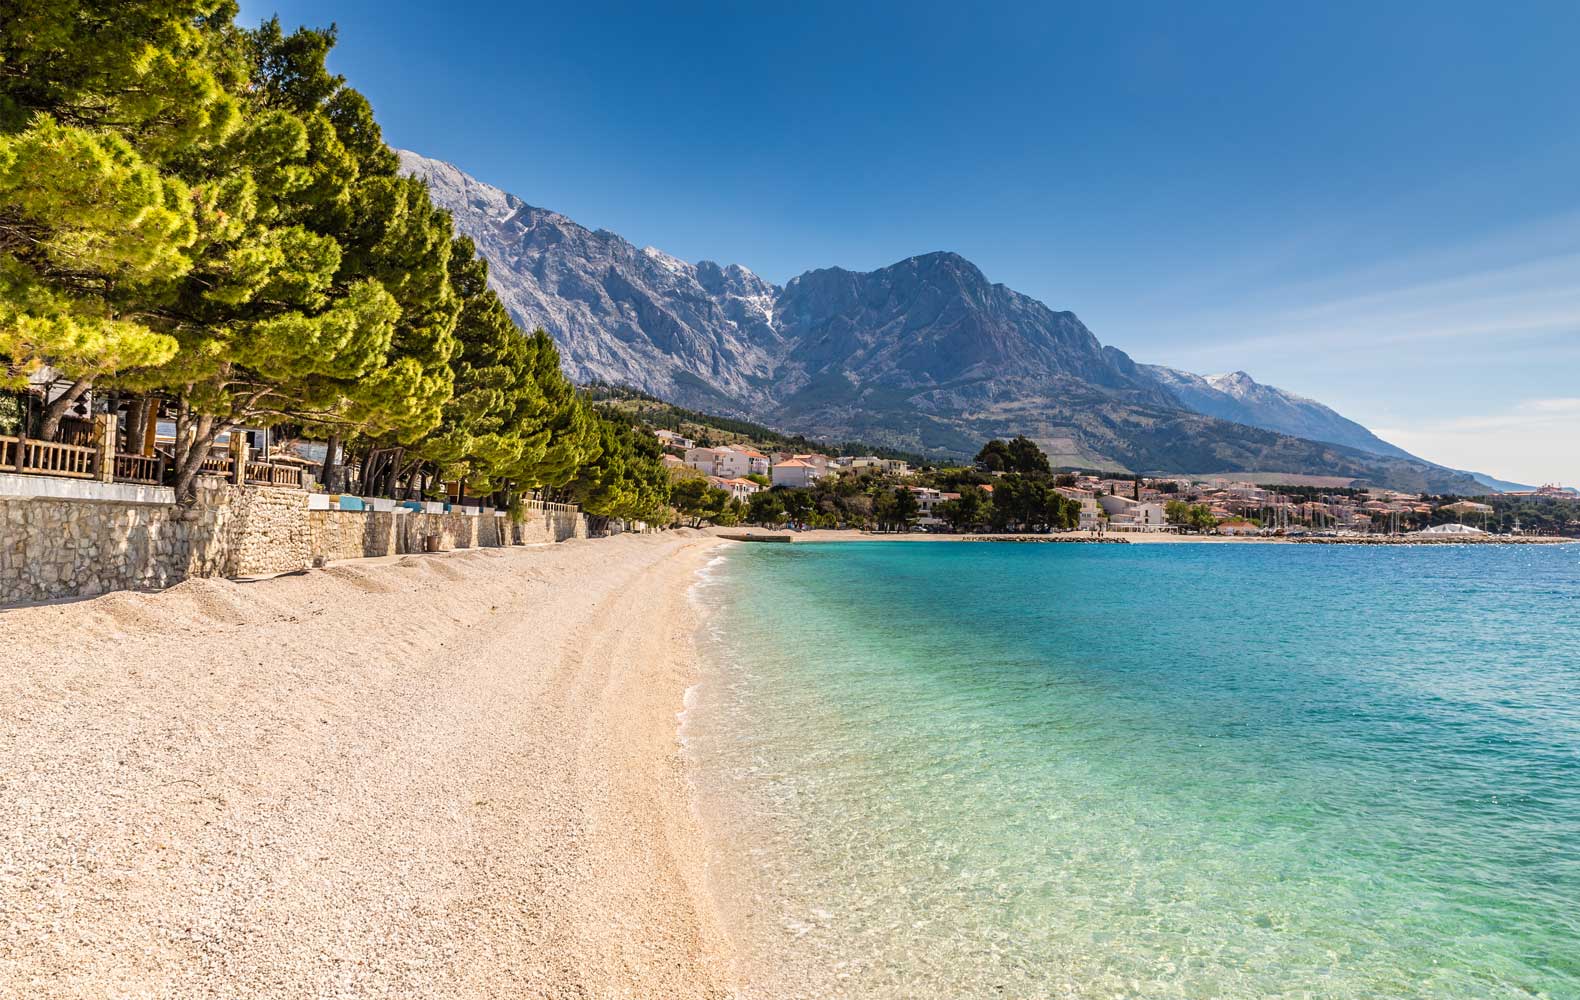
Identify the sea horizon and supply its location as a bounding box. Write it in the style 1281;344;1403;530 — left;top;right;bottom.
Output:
685;540;1580;998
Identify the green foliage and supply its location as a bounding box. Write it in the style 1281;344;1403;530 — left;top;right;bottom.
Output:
417;239;548;491
0;1;239;406
0;392;21;435
989;474;1079;532
86;13;468;492
975;435;1051;475
781;487;815;524
567;412;670;524
1165;500;1218;532
873;486;920;531
0;6;649;519
670;477;733;527
746;489;785;526
935;486;989;532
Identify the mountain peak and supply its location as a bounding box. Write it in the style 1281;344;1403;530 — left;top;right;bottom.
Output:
407;150;1487;494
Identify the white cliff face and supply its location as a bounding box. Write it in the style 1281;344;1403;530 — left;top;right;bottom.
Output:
399;149;784;413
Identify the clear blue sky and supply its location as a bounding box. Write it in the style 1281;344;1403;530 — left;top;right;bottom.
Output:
241;1;1580;486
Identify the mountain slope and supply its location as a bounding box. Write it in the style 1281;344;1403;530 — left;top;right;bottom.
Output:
405;151;1486;494
1137;365;1415;459
400;150;782;411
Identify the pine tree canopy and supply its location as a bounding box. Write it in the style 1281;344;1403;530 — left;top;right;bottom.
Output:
0;4;673;517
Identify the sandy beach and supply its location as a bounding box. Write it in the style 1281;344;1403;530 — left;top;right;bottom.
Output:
0;532;732;999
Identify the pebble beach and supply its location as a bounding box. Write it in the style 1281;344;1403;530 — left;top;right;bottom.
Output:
0;532;732;999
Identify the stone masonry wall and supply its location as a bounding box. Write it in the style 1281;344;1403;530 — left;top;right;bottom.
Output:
1;479;595;606
185;481;313;579
307;510;398;563
512;508;587;545
0;497;188;604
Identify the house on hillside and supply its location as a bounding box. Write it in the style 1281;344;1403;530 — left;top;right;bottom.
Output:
712;447;755;479
654;429;694;451
708;475;761;501
846;456;910;476
732;446;771;476
771;458;820;488
686;446;755;477
684;446;725;475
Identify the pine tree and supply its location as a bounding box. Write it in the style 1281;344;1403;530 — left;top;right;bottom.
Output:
121;17;458;497
0;1;242;438
418;238;549;497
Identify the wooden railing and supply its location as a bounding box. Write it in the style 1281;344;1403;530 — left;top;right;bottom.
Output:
0;434;304;491
0;434;98;479
524;496;579;514
199;455;234;477
245;461;302;488
114;453;163;484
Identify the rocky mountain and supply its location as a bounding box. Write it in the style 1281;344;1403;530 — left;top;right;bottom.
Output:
1136;365;1414;459
1133;366;1532;491
398;150;784;409
403;150;1487;494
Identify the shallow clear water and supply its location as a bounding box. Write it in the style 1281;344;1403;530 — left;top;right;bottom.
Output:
686;541;1580;999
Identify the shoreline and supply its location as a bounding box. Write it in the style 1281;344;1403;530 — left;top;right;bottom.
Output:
0;532;735;998
711;527;1574;546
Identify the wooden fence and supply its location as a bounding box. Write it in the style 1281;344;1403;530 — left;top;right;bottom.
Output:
113;453;164;484
245;461;303;488
1;435;98;479
524;496;579;514
0;435;302;490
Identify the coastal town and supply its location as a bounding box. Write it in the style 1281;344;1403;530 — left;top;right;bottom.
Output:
6;6;1580;1000
653;429;1579;539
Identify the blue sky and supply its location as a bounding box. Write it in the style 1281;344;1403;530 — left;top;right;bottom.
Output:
241;1;1580;486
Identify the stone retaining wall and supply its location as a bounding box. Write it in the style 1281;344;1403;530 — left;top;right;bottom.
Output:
0;478;596;606
1;496;188;603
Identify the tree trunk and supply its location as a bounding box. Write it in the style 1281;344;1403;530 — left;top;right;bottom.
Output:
321;432;341;493
124;397;151;456
171;413;223;503
37;374;95;441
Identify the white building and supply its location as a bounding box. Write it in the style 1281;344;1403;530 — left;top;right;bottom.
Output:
685;446;755;478
1076;498;1102;531
1132;502;1167;528
712;447;754;479
708;476;761;501
683;447;719;475
771;458;820;489
731;446;771;476
1098;494;1169;532
1097;494;1137;518
909;486;945;526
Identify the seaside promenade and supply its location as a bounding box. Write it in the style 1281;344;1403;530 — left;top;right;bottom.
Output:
0;533;732;999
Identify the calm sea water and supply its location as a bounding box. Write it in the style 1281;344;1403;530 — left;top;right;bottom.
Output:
685;541;1580;999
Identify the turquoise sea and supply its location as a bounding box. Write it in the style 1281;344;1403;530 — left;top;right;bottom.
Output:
685;541;1580;999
